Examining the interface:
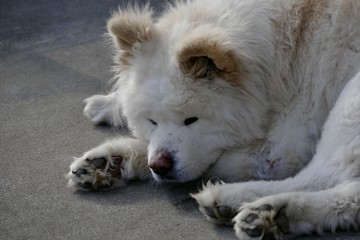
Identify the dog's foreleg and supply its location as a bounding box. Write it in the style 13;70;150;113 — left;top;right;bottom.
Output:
66;137;150;191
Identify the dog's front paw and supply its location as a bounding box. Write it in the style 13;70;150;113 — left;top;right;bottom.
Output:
66;149;125;191
66;138;149;191
234;200;289;240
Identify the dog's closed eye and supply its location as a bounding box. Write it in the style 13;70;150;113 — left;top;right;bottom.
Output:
148;119;158;126
184;117;198;126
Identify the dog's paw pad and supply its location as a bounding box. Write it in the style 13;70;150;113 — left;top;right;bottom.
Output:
217;206;234;218
66;155;124;191
234;203;289;240
87;157;107;169
191;181;237;224
202;205;237;223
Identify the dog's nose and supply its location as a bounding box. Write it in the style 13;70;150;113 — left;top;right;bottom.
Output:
149;151;173;176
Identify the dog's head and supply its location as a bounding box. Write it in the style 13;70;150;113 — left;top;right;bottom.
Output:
107;5;271;182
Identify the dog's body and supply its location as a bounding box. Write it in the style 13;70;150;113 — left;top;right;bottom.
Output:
67;0;360;239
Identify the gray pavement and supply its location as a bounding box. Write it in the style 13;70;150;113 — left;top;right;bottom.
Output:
1;1;359;239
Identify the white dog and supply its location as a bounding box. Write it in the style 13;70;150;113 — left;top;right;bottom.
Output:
67;0;360;239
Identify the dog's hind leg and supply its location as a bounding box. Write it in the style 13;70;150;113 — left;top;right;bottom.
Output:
233;181;360;240
66;137;150;191
193;72;360;226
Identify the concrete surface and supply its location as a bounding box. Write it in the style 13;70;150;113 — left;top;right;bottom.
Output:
0;0;359;239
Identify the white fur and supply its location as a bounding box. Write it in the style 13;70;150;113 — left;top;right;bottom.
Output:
69;0;360;238
83;93;116;125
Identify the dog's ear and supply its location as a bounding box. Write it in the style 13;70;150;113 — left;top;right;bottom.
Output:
178;38;246;84
107;6;154;66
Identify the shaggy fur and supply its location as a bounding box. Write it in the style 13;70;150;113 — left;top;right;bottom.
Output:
67;0;360;239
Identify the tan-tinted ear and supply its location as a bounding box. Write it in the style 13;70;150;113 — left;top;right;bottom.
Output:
178;38;245;85
107;6;153;65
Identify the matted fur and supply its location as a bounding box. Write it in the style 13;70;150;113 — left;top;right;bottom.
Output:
69;0;360;239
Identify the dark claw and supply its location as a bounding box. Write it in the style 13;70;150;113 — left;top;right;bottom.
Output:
72;169;88;177
204;207;217;218
245;227;263;237
217;206;234;219
256;204;273;211
244;213;259;223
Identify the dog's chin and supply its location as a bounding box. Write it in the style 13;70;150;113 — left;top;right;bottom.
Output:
151;170;200;183
151;172;188;183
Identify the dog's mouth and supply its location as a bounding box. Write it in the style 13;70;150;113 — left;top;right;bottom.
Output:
156;174;177;182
